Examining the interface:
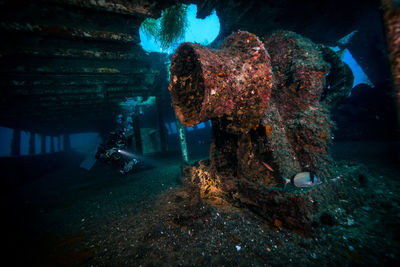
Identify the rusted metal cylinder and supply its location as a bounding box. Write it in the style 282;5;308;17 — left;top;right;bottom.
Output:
169;30;353;194
170;30;356;231
169;31;273;134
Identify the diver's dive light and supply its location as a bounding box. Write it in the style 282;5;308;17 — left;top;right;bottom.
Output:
117;149;136;158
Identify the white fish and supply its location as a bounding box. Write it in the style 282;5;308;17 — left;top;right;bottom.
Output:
283;172;322;189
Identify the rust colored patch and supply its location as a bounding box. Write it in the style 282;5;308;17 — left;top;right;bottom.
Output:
274;218;283;227
265;124;271;136
321;132;326;138
217;72;224;77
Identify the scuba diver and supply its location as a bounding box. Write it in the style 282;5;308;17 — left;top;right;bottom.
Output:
95;130;141;175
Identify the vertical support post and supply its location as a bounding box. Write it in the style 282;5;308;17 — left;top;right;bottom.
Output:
58;135;62;151
132;112;143;155
156;96;167;152
63;134;71;152
176;117;189;164
50;136;55;153
41;134;46;154
29;132;35;155
11;129;21;156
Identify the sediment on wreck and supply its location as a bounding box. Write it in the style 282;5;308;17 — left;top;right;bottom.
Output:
263;31;333;179
169;30;354;230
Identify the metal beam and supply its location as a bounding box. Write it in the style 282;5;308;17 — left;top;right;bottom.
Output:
0;22;138;43
50;0;160;17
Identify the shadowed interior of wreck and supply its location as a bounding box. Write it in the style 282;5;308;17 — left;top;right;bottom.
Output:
1;0;399;266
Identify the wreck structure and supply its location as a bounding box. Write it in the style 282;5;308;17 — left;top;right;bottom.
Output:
169;31;353;226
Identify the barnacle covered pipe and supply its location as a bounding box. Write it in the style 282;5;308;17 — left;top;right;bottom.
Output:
262;31;333;179
169;31;273;134
169;30;353;194
170;30;355;232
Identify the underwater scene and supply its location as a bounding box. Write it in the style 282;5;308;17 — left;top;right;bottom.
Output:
0;0;399;266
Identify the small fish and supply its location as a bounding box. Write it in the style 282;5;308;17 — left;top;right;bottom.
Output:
262;162;274;172
283;172;322;189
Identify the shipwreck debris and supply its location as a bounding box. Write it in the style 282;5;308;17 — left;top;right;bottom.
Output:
169;30;354;231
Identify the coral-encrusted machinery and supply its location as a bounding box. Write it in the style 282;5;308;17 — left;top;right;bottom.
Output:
169;31;353;204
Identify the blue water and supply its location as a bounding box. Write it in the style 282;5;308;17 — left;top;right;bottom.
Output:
139;4;220;54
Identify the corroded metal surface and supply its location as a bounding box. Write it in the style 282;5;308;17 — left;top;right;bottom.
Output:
169;31;353;194
170;31;273;134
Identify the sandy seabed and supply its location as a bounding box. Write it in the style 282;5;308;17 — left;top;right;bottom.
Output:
3;141;399;266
